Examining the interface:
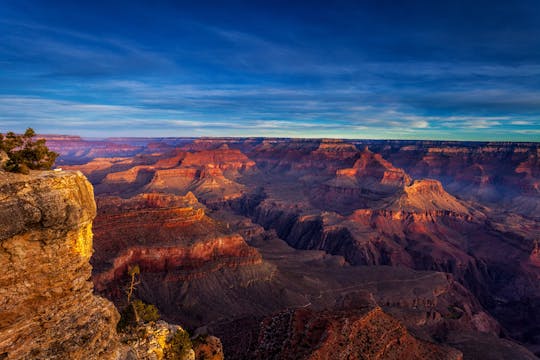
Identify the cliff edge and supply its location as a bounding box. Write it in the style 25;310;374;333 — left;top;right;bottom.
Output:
0;170;121;359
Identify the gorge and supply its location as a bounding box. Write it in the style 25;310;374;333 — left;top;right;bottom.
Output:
20;135;537;359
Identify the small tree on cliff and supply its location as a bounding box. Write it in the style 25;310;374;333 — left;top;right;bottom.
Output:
117;264;161;331
0;128;58;174
127;264;141;304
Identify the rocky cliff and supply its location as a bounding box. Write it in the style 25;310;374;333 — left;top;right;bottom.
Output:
0;170;121;359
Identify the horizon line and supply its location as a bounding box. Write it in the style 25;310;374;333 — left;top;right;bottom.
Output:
37;133;540;144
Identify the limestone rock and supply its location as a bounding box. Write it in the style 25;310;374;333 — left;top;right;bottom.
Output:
0;170;121;359
193;335;224;360
119;321;197;360
0;150;8;169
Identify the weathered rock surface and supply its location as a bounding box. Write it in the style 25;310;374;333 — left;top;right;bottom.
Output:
119;321;218;360
90;191;267;325
0;171;121;360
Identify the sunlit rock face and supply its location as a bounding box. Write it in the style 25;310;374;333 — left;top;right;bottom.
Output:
310;148;412;212
66;144;257;204
0;170;120;360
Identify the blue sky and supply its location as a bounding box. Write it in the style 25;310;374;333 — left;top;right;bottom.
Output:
1;0;539;140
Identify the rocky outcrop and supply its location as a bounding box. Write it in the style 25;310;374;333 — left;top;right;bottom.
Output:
311;148;412;213
98;166;155;195
181;145;256;176
73;145;256;203
193;335;224;360
249;139;320;171
387;179;472;214
145;166;247;203
337;148;412;189
42;136;143;163
144;168;200;193
93;234;262;292
288;140;359;173
252;306;463;360
0;171;120;360
120;321;203;360
250;199;479;271
372;141;540;218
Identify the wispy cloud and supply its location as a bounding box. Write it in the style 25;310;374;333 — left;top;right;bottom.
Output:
1;2;540;141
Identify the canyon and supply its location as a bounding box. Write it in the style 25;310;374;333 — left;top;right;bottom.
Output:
40;136;540;358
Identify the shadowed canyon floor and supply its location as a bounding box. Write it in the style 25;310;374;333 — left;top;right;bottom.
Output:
49;136;540;359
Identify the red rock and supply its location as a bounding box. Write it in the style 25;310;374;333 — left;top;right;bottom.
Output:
336;148;411;188
51;136;540;357
181;147;256;175
253;306;463;360
91;192;262;297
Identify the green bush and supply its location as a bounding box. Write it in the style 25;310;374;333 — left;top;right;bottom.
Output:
165;328;193;360
0;128;58;173
117;299;161;332
132;299;160;323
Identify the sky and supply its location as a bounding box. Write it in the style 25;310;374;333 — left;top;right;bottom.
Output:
1;0;539;141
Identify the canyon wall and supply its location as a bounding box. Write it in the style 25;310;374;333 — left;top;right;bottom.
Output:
0;170;121;359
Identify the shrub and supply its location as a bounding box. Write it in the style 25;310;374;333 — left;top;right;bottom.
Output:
132;299;160;323
117;304;137;332
117;299;161;331
0;128;58;173
165;328;193;360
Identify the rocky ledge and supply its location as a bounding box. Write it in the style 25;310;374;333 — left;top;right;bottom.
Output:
0;170;121;359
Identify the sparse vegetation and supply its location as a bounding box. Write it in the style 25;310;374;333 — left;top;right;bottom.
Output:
0;128;58;174
117;264;161;331
117;298;161;331
165;328;193;360
132;299;160;323
127;264;141;304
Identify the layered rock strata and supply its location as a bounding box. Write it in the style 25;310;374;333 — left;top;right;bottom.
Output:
90;192;264;313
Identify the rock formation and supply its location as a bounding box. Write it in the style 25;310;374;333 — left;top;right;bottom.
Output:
0;170;121;359
41;135;143;164
90;191;267;327
252;306;462;360
370;141;540;218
